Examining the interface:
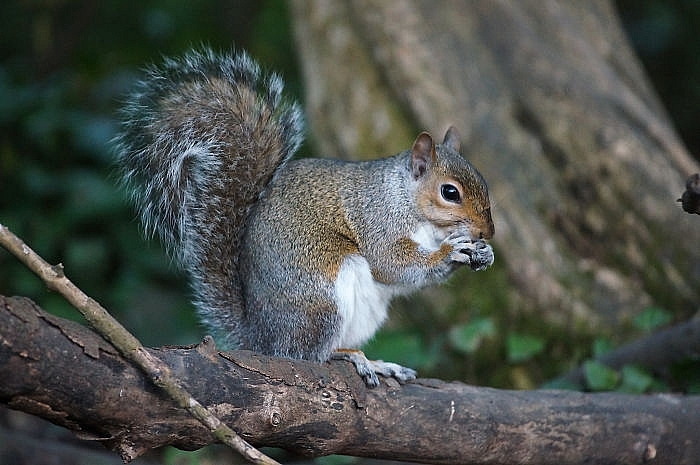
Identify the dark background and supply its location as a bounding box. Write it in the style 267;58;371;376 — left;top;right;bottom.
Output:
0;0;698;388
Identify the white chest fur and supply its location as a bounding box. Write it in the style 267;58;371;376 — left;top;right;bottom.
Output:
410;222;448;251
333;255;396;349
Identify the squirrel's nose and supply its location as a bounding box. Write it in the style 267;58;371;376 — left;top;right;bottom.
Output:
479;209;495;240
478;221;495;240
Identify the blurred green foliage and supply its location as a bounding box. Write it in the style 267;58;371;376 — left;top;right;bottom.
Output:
633;306;673;331
0;0;697;396
553;306;687;393
1;2;699;464
580;360;665;394
0;0;298;348
583;360;622;391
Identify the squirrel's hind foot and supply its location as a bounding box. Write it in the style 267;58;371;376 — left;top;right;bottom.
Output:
331;349;417;388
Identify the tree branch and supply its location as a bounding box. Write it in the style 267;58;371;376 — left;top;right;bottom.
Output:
679;173;700;215
0;223;279;465
1;294;698;465
556;315;700;389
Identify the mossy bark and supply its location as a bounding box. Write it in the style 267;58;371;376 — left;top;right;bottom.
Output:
289;0;700;336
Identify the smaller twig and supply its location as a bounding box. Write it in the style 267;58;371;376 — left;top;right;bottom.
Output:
554;316;700;389
0;223;279;465
678;173;700;215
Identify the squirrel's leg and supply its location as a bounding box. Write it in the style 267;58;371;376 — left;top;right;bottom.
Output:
331;349;417;388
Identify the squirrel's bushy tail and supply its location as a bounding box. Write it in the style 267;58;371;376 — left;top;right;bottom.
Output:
114;48;303;347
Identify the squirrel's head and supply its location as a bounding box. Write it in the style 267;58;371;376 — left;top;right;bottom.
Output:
410;127;494;241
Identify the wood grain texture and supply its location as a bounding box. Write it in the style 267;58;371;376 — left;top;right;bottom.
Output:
1;295;698;464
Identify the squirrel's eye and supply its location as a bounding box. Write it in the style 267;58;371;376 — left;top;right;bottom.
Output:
441;184;461;203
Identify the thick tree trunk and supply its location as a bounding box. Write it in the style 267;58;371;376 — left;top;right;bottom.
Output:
289;0;700;333
2;295;699;464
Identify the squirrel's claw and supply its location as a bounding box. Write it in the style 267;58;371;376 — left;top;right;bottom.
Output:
466;240;494;271
369;359;417;383
331;350;416;388
444;232;474;264
444;233;494;270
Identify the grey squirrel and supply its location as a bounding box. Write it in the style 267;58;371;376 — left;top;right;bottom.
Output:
114;48;495;387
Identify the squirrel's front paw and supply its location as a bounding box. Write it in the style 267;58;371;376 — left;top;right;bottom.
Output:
444;232;474;263
464;239;494;271
445;234;494;271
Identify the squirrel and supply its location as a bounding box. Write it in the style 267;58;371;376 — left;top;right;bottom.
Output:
114;48;495;388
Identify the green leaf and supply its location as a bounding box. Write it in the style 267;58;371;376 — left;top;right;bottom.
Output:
448;317;495;354
162;447;210;465
583;360;620;391
540;378;583;391
363;331;437;369
592;337;614;358
619;365;654;394
633;307;672;332
315;455;359;465
506;332;546;363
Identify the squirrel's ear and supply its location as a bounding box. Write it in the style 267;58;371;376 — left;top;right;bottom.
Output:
411;132;436;179
442;126;461;152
